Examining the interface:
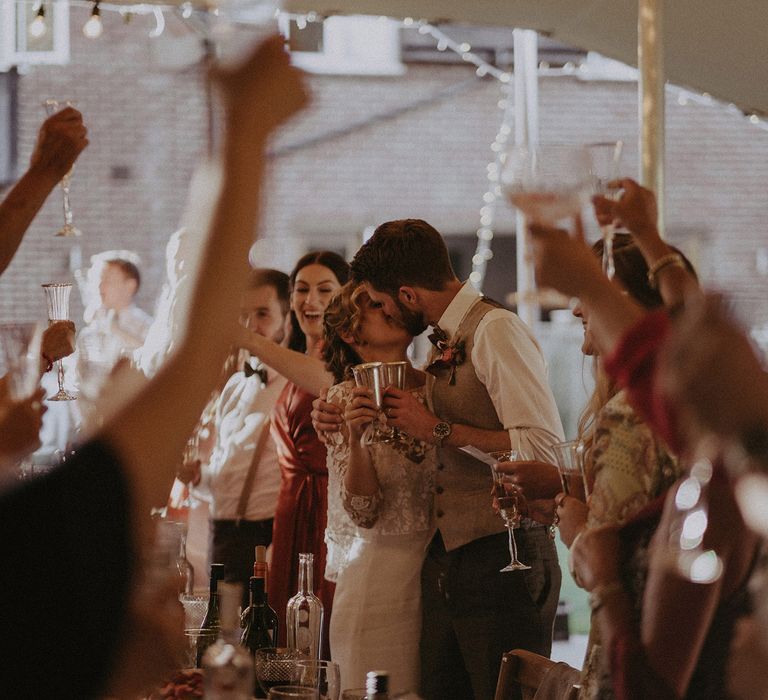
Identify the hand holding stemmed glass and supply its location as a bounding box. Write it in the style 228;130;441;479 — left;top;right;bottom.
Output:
41;283;76;401
501;144;593;304
587;141;624;278
42;99;82;237
490;450;531;572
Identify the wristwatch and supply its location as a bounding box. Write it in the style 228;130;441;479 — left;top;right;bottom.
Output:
432;421;452;447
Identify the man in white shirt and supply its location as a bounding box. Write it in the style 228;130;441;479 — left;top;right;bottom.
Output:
80;255;153;355
178;269;289;594
348;219;565;700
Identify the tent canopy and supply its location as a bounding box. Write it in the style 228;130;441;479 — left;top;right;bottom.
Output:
281;0;767;117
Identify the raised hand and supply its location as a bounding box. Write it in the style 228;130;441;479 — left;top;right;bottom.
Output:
213;35;309;141
592;178;659;241
527;219;603;299
29;107;89;183
41;320;76;367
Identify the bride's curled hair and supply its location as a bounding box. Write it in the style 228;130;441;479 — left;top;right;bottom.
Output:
322;281;367;384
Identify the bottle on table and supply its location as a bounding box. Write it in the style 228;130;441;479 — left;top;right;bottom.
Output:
252;547;277;639
286;552;324;659
241;576;279;655
196;562;225;667
253;544;269;589
203;582;254;700
366;671;390;700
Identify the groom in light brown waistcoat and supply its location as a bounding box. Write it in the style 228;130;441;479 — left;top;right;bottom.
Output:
349;219;564;700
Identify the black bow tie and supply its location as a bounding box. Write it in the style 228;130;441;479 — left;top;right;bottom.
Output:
244;362;268;385
427;325;449;350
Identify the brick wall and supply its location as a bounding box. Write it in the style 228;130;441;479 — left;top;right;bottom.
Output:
2;13;768;330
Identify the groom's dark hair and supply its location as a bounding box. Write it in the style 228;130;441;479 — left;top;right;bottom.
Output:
350;219;456;297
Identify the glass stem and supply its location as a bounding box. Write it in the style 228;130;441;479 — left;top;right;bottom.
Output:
507;523;519;563
602;225;616;279
61;177;73;226
57;359;66;393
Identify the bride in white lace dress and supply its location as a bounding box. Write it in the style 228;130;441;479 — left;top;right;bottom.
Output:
321;283;436;693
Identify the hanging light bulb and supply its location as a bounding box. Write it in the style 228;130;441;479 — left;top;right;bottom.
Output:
83;1;103;39
29;3;47;39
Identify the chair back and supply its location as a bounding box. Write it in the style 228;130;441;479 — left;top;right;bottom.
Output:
494;649;580;700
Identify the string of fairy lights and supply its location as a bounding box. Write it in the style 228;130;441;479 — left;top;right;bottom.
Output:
20;2;768;289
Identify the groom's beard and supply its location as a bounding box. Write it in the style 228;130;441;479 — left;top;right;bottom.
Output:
395;299;429;336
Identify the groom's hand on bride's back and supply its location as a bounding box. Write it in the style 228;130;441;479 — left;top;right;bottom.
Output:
311;390;343;443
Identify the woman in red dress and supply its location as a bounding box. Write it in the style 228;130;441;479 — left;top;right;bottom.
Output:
269;251;349;653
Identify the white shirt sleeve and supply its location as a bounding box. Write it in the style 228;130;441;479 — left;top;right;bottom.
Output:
472;309;565;463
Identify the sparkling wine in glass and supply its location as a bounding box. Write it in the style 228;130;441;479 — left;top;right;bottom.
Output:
552;439;590;499
42;99;82;237
41;283;76;401
587;141;624;279
490;450;531;572
501;144;593;304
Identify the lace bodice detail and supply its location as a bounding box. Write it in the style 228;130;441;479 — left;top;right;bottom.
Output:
325;381;436;538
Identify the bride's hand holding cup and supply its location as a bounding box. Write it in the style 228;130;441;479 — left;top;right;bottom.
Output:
344;387;378;444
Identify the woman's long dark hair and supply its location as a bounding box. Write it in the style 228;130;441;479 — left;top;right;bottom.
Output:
287;251;350;353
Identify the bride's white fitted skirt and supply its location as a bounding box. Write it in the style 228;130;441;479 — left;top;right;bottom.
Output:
330;530;432;693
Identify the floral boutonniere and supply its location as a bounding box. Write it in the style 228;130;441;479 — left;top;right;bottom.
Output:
426;327;466;385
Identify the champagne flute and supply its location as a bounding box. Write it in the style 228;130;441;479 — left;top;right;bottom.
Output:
42;99;82;238
41;283;76;401
501;144;593;304
490;450;531;572
587;141;624;279
552;440;589;499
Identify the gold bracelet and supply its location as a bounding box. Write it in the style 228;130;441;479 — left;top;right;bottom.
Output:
647;252;685;289
588;580;624;612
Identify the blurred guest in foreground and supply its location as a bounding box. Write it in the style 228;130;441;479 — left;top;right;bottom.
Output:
0;35;307;698
526;183;760;699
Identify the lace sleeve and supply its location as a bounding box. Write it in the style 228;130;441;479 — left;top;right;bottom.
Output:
325;382;383;529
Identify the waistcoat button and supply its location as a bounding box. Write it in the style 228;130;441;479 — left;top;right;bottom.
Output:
436;509;445;518
435;486;444;495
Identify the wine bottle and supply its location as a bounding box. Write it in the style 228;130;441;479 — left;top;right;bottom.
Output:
366;670;390;700
196;562;225;667
203;582;254;700
241;576;279;655
286;552;324;659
